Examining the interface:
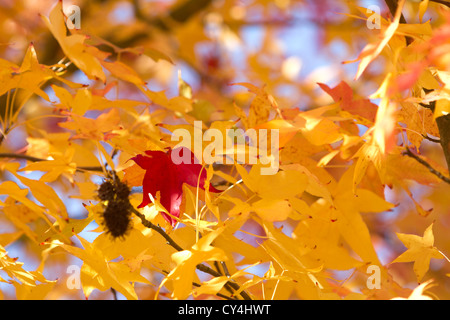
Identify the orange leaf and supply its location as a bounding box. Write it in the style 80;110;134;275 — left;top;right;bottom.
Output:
100;60;146;86
344;0;405;80
122;163;146;187
41;1;106;82
318;81;378;123
253;119;300;148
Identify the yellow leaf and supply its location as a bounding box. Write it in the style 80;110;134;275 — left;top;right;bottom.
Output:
251;198;292;222
392;279;435;300
281;163;333;204
353;143;382;192
12;173;69;222
13;281;56;300
0;180;53;227
260;221;325;290
235;164;308;199
398;102;439;149
142;89;193;113
342;189;395;213
0;43;83;103
101;60;145;86
51;235;144;300
301;118;342;146
41;1;106;82
345;0;405;80
434;98;450;119
72;88;92;115
192;262;260;298
391;223;444;282
122;163;146;187
231;82;278;128
418;0;429;23
158;225;230;299
334;202;381;264
333;165;390;264
294;218;364;270
192;275;230;297
19;159;76;183
0;244;49;286
52;85;93;115
0;231;23;247
162;246;228;299
144;47;174;64
317;149;340;167
253;119;300;148
42;209;94;244
58;108;121;140
288;197;313;219
178;70;193;99
3;197;39;243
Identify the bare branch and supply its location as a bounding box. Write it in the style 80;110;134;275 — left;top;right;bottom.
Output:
130;207;253;300
0;152;104;172
403;147;450;184
422;134;441;143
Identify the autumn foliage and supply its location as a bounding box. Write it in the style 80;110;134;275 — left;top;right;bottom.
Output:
1;0;450;300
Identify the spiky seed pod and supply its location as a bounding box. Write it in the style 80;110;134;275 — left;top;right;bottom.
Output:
115;180;131;200
101;199;132;239
98;180;115;201
97;178;132;240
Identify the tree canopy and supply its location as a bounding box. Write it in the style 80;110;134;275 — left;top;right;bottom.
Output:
0;0;450;300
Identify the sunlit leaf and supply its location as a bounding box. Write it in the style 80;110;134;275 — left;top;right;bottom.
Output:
392;223;444;282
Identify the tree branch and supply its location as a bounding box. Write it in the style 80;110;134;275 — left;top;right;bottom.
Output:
435;115;450;172
384;0;413;45
131;206;184;251
403;147;450;184
384;1;450;172
422;134;441;143
130;207;252;300
384;0;407;24
0;153;104;172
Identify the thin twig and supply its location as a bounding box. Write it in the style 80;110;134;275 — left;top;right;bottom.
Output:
384;0;407;24
384;0;413;45
160;269;237;300
131;207;184;251
111;288;118;300
130;207;252;300
0;152;104;172
422;134;441;143
403;147;450;184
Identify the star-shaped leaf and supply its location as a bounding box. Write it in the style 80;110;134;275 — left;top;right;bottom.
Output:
392;223;444;282
131;147;221;226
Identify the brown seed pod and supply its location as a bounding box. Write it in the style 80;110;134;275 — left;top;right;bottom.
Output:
98;177;132;239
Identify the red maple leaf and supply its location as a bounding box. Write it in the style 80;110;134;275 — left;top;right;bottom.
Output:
131;147;221;226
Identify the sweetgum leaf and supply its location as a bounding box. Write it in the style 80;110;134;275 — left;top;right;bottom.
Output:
131;147;220;226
